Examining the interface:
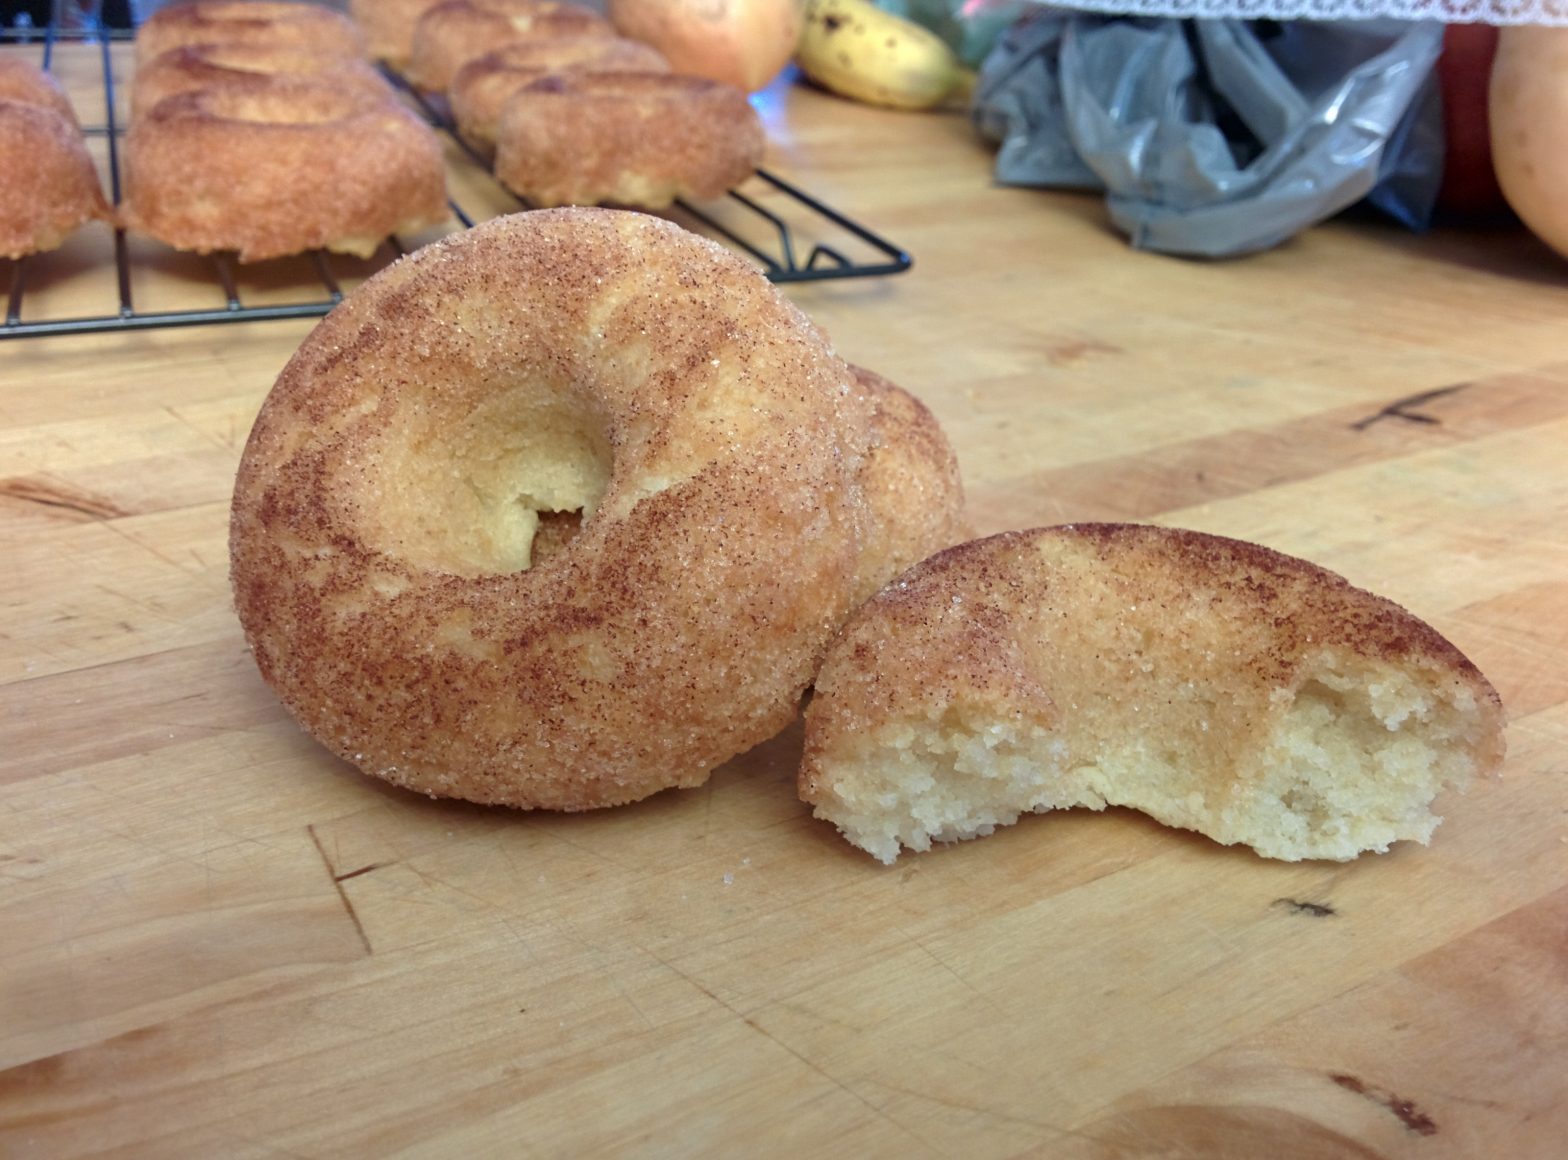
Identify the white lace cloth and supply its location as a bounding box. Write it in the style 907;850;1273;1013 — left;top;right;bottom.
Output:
1045;0;1568;23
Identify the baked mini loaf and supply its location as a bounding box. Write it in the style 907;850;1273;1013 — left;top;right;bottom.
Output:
494;72;762;208
0;61;111;259
801;524;1506;864
349;0;450;68
134;0;368;65
131;42;394;120
449;34;669;154
123;78;446;261
404;0;612;92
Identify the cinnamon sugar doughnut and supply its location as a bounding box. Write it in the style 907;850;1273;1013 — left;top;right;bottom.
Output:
132;43;394;120
349;0;448;67
801;524;1507;864
123;78;446;261
230;208;894;811
850;366;969;607
404;0;612;92
0;63;111;260
135;1;368;65
494;72;762;208
449;35;669;154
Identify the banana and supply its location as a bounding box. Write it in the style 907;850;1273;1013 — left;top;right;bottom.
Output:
796;0;971;112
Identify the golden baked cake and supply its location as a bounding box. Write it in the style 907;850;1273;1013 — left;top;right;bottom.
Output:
801;523;1507;864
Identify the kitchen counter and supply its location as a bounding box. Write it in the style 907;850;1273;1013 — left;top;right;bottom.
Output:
3;40;1565;1158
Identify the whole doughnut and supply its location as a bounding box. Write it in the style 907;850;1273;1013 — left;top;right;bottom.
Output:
494;72;762;208
404;0;612;92
123;78;446;262
230;208;884;811
132;43;395;120
449;35;669;154
135;1;368;65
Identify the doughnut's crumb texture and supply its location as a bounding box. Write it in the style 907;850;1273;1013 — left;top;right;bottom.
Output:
230;208;963;811
800;524;1507;864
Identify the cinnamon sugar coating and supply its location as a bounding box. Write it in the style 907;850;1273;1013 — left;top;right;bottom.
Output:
135;1;368;65
404;0;612;92
802;524;1507;864
132;42;395;120
449;35;669;154
123;78;447;262
494;72;762;208
0;62;110;259
229;209;940;811
350;0;451;68
850;365;969;606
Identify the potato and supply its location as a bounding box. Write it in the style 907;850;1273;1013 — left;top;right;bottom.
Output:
1490;28;1568;256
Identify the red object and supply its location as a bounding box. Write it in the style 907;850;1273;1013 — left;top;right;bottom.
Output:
1436;25;1507;219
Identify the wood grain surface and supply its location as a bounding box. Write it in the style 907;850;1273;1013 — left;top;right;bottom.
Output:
3;39;1566;1160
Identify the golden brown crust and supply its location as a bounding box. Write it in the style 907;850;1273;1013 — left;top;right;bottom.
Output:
135;1;368;65
494;72;762;208
0;63;111;259
0;57;80;125
132;42;395;120
349;0;450;67
404;0;612;92
123;78;447;262
229;208;885;811
849;365;969;607
449;35;669;154
802;523;1507;862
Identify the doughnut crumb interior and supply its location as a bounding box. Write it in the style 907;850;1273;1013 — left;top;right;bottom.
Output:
801;524;1507;865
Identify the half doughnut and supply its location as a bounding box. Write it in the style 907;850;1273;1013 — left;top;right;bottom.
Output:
123;78;446;261
494;72;762;208
230;208;885;811
801;524;1506;864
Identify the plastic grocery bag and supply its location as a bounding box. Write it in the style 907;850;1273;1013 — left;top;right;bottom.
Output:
973;13;1445;257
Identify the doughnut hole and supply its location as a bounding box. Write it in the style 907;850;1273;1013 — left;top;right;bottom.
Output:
386;385;613;575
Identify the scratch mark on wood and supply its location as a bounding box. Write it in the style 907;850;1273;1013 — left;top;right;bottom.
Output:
1274;897;1337;917
306;824;372;955
1350;384;1468;431
1331;1073;1439;1135
333;862;388;883
0;475;127;520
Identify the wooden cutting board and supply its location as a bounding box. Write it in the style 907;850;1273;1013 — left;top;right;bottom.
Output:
2;42;1565;1159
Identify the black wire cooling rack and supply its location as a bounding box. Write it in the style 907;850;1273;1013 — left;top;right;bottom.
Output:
1;19;911;341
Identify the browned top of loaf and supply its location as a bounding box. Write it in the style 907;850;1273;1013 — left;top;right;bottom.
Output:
135;1;368;63
0;57;78;124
